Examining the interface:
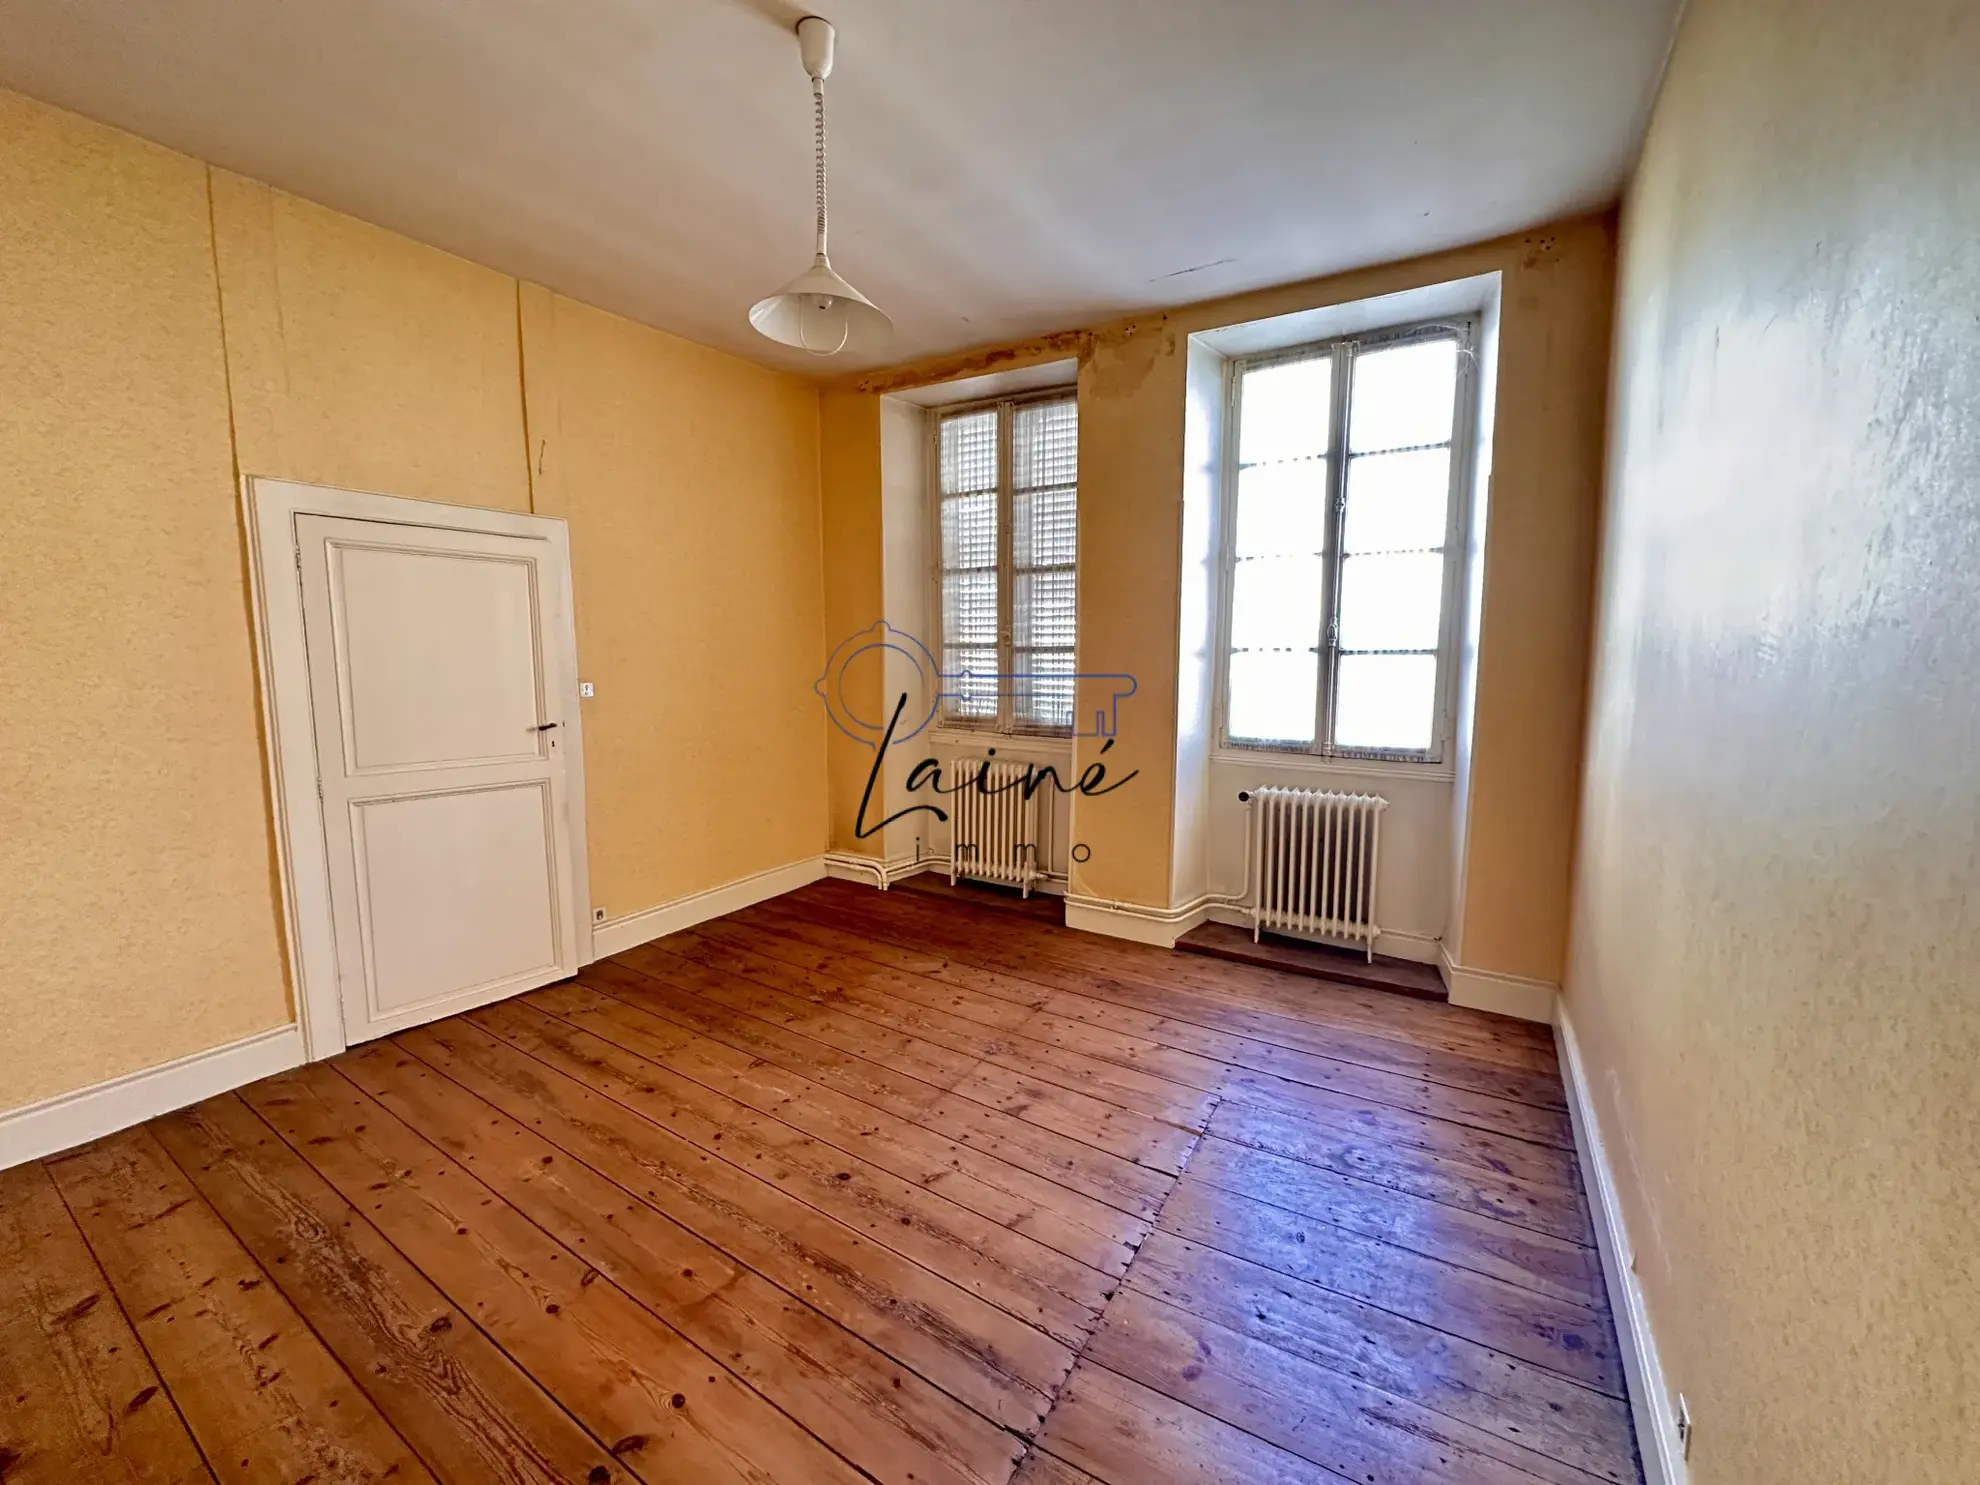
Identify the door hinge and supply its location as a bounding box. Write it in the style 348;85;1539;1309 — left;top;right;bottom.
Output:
294;544;303;573
316;776;323;801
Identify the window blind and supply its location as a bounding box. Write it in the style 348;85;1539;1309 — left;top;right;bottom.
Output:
936;394;1078;732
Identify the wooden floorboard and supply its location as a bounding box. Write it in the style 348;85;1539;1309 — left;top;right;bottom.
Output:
241;1061;867;1485
154;1096;623;1484
7;877;1640;1485
45;1126;436;1485
337;1039;1022;1485
0;1160;211;1485
745;900;1576;1147
767;886;1573;1109
575;954;1174;1220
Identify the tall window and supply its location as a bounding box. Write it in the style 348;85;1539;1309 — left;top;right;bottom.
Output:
936;394;1078;732
1222;320;1472;760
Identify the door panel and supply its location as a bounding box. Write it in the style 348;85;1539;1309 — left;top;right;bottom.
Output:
332;543;544;773
350;783;561;1020
295;513;580;1045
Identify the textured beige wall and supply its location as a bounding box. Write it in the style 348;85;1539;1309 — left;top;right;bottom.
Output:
0;91;291;1108
520;285;828;917
1566;0;1980;1479
1;86;831;1115
1453;222;1614;980
210;171;531;512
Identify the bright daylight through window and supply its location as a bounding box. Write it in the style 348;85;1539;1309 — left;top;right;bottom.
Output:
937;395;1079;732
1223;323;1471;759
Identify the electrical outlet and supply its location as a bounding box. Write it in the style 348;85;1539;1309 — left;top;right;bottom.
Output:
579;681;595;698
592;907;608;924
1675;1394;1693;1461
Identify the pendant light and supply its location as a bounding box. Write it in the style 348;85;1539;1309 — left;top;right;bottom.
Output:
749;16;892;356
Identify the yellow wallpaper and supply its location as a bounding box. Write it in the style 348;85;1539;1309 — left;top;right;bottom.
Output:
520;285;829;917
210;170;532;512
817;388;886;857
0;91;291;1108
0;86;832;1116
1568;0;1979;1478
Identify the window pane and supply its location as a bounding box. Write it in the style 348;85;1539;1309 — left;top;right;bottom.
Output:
1015;570;1076;649
1239;356;1332;465
1013;399;1077;489
1234;459;1328;558
1013;650;1074;729
1344;448;1451;554
1337;552;1445;652
940;410;998;493
1333;653;1437;751
941;570;997;645
943;647;999;719
1228;650;1318;744
1348;338;1458;454
942;491;997;569
1015;486;1076;567
1229;555;1324;651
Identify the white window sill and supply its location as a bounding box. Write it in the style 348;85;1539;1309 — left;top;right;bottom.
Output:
927;727;1075;760
1210;747;1455;783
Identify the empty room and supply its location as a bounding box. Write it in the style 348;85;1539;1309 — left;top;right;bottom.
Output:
1;1;1973;1482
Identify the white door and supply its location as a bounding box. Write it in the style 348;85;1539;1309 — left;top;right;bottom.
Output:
294;514;582;1044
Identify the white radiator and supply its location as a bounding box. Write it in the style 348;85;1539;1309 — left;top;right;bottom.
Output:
1245;786;1388;959
951;759;1044;895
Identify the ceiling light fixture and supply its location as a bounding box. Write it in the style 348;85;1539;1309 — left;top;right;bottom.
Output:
748;16;892;357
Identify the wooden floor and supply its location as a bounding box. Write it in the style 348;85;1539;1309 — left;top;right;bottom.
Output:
1174;919;1450;1001
1;877;1640;1485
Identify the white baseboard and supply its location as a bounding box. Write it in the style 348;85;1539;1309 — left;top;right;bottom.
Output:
1438;947;1557;1022
1064;900;1200;948
1061;892;1222;949
822;851;935;889
1555;997;1687;1485
0;1024;305;1171
590;856;827;959
824;852;1070;899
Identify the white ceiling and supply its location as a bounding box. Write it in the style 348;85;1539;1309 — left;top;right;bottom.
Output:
0;1;1680;374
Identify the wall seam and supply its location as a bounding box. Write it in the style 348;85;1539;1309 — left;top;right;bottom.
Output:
515;279;537;514
204;164;245;494
204;161;300;1017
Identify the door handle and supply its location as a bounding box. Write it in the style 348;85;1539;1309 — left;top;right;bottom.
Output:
534;722;560;731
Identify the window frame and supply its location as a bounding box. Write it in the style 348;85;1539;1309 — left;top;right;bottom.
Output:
1213;315;1479;766
927;387;1079;739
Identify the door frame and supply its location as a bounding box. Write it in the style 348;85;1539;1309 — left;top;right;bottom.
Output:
242;477;594;1061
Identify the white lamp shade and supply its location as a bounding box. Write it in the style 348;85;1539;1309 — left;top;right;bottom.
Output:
749;256;894;356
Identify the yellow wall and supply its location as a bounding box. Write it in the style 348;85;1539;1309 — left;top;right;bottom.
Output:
837;223;1614;980
0;86;830;1115
211;170;532;512
1566;0;1979;1479
816;388;886;856
0;90;290;1109
520;285;827;915
1454;225;1614;979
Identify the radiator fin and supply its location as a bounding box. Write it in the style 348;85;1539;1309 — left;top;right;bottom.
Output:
951;760;1044;895
1248;786;1386;959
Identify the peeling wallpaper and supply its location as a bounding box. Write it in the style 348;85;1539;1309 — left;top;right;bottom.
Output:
823;219;1614;984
